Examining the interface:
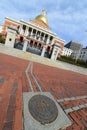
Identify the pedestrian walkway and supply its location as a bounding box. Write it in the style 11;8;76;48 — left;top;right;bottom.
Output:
0;43;87;75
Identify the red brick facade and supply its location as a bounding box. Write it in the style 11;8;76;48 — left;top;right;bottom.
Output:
2;18;19;37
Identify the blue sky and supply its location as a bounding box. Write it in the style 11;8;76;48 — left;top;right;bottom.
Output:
0;0;87;47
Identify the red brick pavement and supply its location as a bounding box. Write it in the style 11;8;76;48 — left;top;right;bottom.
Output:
33;62;87;99
0;53;29;130
33;62;87;130
0;53;87;130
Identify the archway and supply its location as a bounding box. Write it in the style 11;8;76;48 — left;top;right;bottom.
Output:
44;46;51;58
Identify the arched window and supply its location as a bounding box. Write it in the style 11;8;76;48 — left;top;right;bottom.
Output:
38;43;41;49
30;40;33;47
34;42;37;48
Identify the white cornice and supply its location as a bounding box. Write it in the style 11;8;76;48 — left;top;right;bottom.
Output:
5;17;20;24
20;20;56;37
5;17;65;42
55;37;65;43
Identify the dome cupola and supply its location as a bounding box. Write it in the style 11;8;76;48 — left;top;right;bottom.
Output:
35;10;48;26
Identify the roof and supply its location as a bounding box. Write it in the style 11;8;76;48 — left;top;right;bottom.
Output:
70;40;83;45
0;53;87;130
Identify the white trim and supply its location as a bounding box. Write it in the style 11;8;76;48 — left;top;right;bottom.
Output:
65;103;87;114
57;95;87;102
5;17;20;24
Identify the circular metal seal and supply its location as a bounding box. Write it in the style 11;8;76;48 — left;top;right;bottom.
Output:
28;95;58;125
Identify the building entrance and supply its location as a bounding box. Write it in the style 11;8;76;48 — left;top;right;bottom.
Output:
44;46;51;58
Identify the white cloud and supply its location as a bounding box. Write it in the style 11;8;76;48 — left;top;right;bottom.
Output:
0;0;87;47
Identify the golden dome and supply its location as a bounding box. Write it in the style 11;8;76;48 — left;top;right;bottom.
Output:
35;15;48;25
35;10;48;26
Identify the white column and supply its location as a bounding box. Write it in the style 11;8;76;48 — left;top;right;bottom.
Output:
41;45;46;57
42;34;45;43
51;45;59;60
47;35;50;44
23;39;28;52
40;32;43;41
51;38;55;45
19;25;23;35
30;28;33;38
43;34;46;43
38;32;41;41
35;30;37;39
24;27;29;36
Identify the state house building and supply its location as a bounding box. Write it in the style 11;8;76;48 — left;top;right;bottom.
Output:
2;10;64;59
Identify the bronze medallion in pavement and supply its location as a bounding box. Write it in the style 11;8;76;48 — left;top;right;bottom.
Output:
28;95;58;125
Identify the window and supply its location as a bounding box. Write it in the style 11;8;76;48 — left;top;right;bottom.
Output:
34;42;37;48
9;38;12;41
23;25;26;30
20;36;23;42
30;40;33;47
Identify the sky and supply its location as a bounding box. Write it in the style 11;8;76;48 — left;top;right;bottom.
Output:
0;0;87;47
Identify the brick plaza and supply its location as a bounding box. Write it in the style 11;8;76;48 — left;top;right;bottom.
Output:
0;53;87;130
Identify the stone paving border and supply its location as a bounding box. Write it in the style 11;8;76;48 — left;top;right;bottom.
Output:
57;95;87;102
25;62;34;92
23;92;72;130
25;61;42;92
65;103;87;114
57;95;87;114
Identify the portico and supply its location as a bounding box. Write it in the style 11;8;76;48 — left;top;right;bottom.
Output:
17;19;56;57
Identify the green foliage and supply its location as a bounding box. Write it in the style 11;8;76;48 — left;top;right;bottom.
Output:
58;56;75;64
0;33;5;44
76;59;87;67
58;56;87;68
